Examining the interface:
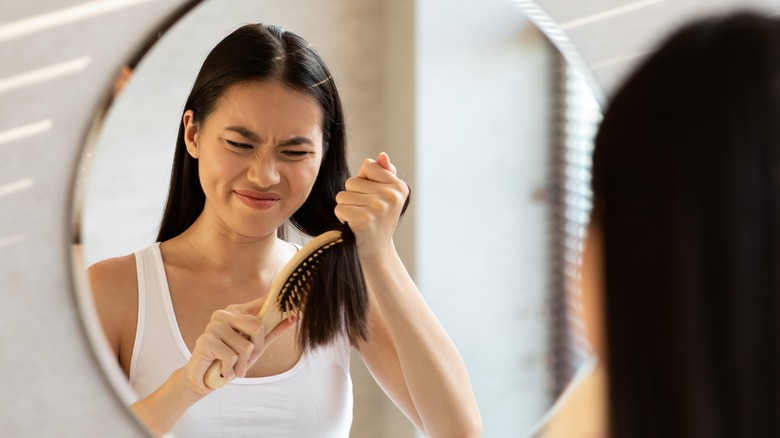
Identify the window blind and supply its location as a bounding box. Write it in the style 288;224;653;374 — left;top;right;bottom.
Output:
548;52;601;397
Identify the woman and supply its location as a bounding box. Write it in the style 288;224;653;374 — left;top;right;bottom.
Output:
589;11;780;437
533;11;780;438
89;24;481;437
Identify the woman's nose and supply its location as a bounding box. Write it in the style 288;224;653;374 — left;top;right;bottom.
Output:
247;153;280;188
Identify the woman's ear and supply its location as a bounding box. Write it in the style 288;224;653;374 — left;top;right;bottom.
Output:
183;110;200;159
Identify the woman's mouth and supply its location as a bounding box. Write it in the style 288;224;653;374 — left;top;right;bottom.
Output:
234;190;281;210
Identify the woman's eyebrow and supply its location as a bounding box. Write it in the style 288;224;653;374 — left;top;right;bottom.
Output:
224;126;313;146
278;136;315;146
224;126;261;142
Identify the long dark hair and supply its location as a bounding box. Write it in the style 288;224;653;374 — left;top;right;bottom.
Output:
157;24;370;348
591;11;780;438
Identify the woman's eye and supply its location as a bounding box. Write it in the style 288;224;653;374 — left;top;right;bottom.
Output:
226;140;253;149
281;150;309;158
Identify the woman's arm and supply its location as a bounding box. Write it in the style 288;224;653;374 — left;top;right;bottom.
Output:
335;153;482;437
89;260;293;435
358;250;483;437
128;369;206;436
131;302;295;435
88;257;207;435
88;255;139;380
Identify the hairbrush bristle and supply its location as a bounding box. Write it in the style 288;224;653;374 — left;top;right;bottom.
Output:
277;238;344;320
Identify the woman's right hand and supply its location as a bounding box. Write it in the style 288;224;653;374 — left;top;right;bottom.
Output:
130;298;296;435
181;297;296;394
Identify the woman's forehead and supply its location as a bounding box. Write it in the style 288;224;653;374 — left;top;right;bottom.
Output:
209;81;324;137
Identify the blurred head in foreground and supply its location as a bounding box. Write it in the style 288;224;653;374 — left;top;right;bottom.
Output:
582;10;780;438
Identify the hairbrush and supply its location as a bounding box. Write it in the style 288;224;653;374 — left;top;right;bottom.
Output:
203;230;344;389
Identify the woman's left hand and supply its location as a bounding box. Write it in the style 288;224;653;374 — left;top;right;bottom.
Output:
334;152;409;261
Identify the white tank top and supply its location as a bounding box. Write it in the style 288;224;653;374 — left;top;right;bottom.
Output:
129;243;353;438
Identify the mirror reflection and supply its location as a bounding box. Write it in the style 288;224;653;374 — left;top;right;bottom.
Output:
72;0;602;436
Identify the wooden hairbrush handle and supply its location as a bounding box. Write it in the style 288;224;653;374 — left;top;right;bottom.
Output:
203;230;344;389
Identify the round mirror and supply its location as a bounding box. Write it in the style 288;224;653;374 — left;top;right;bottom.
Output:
71;0;602;436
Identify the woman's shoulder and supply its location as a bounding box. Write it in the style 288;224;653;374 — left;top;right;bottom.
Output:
525;360;607;438
87;252;142;318
87;253;138;297
87;253;140;348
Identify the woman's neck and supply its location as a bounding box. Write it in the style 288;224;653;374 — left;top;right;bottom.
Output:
164;212;289;289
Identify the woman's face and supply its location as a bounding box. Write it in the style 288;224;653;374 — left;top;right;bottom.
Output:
183;81;324;240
